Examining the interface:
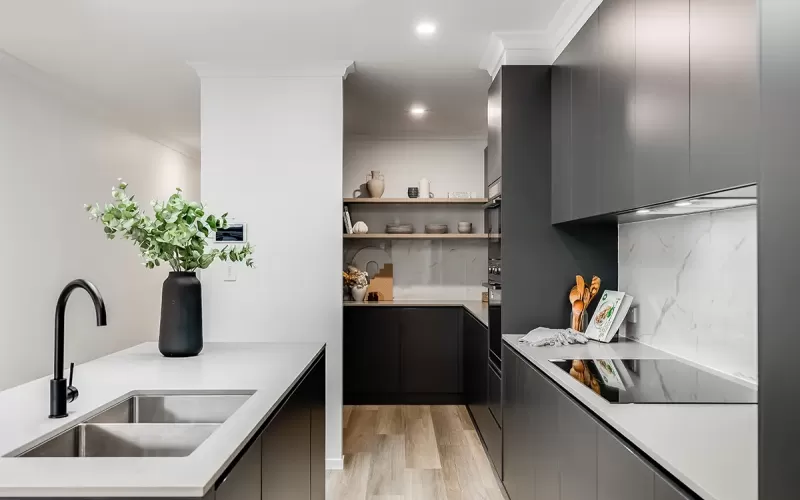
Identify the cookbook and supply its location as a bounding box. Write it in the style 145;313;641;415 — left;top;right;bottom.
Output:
584;290;633;343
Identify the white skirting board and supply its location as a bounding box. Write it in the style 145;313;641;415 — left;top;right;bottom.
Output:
326;456;344;470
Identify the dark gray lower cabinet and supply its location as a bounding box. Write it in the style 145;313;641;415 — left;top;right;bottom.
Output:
215;437;262;500
598;427;654;500
215;350;325;500
502;344;695;500
344;307;462;403
558;395;598;500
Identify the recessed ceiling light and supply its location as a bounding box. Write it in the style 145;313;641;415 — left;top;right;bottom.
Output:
409;105;427;117
675;201;693;207
636;209;652;214
416;21;437;37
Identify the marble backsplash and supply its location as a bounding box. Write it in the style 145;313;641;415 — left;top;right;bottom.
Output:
619;206;758;382
344;240;486;300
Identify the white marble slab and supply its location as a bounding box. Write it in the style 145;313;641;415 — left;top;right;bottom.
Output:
0;342;324;497
619;206;758;382
504;334;757;500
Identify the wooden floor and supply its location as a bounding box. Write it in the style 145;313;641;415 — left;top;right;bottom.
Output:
327;405;507;500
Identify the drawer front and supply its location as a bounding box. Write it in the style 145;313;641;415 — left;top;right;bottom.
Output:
488;362;502;427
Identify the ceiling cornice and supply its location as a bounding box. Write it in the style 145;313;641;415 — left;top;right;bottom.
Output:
479;0;604;78
0;49;199;159
188;60;356;79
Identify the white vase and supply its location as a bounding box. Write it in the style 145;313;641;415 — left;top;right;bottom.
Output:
350;286;367;303
367;170;385;198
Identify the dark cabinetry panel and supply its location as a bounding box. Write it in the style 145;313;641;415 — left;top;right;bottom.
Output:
634;0;691;207
598;426;655;500
655;475;693;500
343;307;400;396
463;311;488;406
487;71;503;185
690;0;759;192
552;0;757;221
216;437;262;500
551;62;573;224
558;394;598;500
400;308;460;394
344;307;462;402
597;0;636;213
569;12;600;219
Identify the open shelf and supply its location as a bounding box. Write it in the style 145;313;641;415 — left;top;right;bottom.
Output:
344;198;488;205
344;233;488;240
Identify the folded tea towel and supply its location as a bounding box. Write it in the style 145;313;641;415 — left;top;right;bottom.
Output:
519;327;589;347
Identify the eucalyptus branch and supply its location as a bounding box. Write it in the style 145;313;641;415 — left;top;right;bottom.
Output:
86;180;255;272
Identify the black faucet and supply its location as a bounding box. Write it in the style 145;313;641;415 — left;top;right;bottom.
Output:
50;279;107;419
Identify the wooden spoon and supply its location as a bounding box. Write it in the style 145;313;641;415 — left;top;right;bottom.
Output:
587;276;602;306
576;276;585;301
583;287;590;305
572;299;585;330
569;285;581;305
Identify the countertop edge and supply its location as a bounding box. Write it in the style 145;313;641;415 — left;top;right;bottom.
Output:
343;300;489;328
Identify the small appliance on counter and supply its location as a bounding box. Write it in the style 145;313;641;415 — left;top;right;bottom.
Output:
551;357;757;404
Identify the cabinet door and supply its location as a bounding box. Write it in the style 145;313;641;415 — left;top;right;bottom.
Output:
400;308;460;394
487;70;503;185
634;0;691;207
343;308;401;396
598;426;655;500
216;437;262;500
559;395;598;500
570;11;600;219
262;388;311;500
690;0;759;192
463;312;488;405
529;365;560;500
501;346;526;499
551;62;573;224
597;0;636;214
655;475;693;500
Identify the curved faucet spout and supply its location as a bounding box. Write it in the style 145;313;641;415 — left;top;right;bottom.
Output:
50;279;107;418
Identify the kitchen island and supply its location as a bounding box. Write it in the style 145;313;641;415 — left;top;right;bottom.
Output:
0;342;325;498
502;335;757;500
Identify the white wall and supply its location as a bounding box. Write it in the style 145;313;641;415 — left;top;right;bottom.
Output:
343;138;486;198
343;138;487;300
198;70;345;466
0;61;200;391
619;206;758;382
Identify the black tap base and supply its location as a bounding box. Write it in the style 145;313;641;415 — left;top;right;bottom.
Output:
49;378;68;418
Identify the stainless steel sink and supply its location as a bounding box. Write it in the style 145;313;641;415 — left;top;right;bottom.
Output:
10;391;254;458
86;392;254;424
18;423;219;457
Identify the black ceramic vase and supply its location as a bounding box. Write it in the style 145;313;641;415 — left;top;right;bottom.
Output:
159;271;203;357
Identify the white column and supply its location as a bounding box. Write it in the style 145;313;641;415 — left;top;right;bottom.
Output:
192;61;353;468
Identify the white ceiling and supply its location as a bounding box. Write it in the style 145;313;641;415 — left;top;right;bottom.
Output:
0;0;591;158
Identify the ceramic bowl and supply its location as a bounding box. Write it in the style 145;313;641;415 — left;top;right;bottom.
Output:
457;222;473;234
407;187;419;198
425;224;449;234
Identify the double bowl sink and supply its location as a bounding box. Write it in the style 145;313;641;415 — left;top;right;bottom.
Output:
12;392;254;458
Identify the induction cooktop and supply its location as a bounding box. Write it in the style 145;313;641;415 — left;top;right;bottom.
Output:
550;358;757;404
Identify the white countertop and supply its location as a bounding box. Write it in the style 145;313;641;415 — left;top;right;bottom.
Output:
0;342;324;498
503;335;757;500
344;299;489;327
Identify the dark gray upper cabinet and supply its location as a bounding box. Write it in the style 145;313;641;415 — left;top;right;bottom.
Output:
689;0;759;192
597;0;636;214
487;71;503;186
598;426;655;500
551;62;573;224
634;0;691;208
569;12;601;220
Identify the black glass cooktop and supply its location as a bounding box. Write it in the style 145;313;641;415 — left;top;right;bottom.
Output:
550;358;757;404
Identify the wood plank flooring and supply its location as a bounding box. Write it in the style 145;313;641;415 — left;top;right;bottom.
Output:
327;405;507;500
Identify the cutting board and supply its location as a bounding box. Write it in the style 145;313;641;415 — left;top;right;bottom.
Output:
367;263;393;301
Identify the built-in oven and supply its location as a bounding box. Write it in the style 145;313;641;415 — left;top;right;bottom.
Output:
485;178;502;368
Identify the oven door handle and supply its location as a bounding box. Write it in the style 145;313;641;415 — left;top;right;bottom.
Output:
482;282;502;290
